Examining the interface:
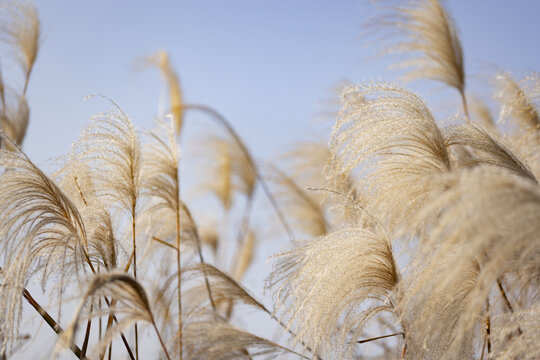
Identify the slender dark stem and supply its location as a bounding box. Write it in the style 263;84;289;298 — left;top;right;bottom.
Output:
80;302;93;358
486;300;491;355
22;69;32;96
496;278;514;313
480;324;487;360
79;241;135;359
22;289;87;360
0;265;86;359
152;320;171;360
103;297;136;360
460;89;470;120
183;104;295;239
357;332;404;344
107;342;112;360
98;297;102;340
496;278;523;336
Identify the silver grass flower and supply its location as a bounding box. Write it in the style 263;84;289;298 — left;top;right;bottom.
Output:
270;226;399;358
328;83;449;230
0;146;88;352
0;0;40;93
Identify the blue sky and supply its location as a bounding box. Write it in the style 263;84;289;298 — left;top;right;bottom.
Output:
26;0;540;165
13;0;540;358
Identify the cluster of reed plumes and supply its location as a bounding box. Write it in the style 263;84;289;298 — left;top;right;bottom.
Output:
0;0;538;359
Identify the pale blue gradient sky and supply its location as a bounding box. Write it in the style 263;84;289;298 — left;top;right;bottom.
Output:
14;0;540;358
26;0;540;164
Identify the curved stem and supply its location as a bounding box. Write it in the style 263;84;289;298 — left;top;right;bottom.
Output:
181;203;216;311
257;304;319;359
226;193;255;319
183;104;295;239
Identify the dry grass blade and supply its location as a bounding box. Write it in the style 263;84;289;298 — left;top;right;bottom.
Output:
0;144;88;352
329;83;449;229
184;316;310;360
56;273;169;359
0;0;40;93
270;226;399;358
444;122;536;182
183;263;266;314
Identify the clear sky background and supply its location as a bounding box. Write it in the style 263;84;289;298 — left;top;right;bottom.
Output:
11;0;540;358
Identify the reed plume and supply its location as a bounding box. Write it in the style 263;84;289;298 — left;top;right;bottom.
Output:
183;263;266;314
329;83;450;230
0;90;28;148
183;315;310;360
78;97;142;357
141;51;184;135
142;118;185;358
369;0;466;113
444;121;536;181
198;134;256;211
0;0;40;94
0;143;88;352
401;166;540;358
496;72;540;132
270;226;399;358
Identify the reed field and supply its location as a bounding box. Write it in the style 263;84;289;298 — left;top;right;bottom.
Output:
0;0;538;359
